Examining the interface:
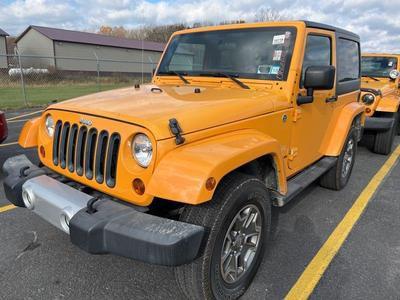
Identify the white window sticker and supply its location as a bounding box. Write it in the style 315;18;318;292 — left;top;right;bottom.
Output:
273;50;282;61
269;66;280;75
272;34;285;45
388;61;394;67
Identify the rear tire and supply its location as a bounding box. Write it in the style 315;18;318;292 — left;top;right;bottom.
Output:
320;127;357;190
175;173;271;300
373;113;398;155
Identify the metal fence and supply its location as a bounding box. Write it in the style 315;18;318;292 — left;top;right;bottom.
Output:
0;53;158;109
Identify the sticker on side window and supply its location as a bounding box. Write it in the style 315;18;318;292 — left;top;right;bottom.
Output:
272;34;285;45
388;61;394;67
273;50;282;61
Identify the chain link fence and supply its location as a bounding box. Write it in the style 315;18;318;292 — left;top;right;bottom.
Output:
0;53;158;109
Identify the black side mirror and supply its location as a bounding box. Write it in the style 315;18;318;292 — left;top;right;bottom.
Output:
152;68;156;76
297;66;336;105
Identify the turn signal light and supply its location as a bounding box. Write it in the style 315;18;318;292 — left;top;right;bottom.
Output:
133;178;145;195
40;146;46;158
206;177;216;191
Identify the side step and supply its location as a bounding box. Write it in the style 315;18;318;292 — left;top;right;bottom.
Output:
272;157;337;207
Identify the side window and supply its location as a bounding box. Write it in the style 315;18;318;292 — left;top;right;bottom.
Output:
337;38;360;82
301;35;331;86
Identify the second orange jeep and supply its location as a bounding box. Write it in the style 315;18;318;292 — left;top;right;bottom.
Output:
361;53;400;154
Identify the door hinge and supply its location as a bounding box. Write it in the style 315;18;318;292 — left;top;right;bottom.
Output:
288;148;298;161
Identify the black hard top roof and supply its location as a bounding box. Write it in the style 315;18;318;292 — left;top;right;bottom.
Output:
303;21;359;40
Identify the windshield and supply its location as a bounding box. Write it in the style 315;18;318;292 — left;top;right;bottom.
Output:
361;56;398;78
157;27;297;81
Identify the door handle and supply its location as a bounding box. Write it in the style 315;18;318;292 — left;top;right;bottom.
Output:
325;96;337;103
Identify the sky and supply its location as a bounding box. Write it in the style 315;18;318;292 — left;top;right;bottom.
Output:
0;0;399;52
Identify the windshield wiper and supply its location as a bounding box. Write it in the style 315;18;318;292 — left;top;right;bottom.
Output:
173;71;190;84
201;72;250;89
158;71;190;84
363;75;379;81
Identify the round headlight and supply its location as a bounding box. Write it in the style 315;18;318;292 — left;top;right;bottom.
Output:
389;70;399;80
132;134;153;168
362;93;375;105
45;115;55;137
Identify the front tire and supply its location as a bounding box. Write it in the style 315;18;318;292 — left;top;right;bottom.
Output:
320;127;357;190
373;112;398;155
175;173;271;300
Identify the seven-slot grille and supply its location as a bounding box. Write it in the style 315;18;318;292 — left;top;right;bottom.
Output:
52;120;121;188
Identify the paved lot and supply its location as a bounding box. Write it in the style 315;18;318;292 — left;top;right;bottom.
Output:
0;109;399;299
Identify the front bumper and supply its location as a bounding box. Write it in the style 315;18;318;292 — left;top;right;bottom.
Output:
3;155;205;266
364;116;395;132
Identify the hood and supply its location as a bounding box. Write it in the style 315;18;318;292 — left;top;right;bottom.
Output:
361;77;397;96
49;84;289;140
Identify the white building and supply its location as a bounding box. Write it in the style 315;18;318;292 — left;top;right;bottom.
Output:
0;28;9;69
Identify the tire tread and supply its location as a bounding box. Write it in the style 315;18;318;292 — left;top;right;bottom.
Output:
174;173;269;300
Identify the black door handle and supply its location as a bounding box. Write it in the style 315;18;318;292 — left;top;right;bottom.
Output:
325;96;337;103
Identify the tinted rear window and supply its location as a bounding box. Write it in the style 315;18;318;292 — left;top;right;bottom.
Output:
337;38;360;82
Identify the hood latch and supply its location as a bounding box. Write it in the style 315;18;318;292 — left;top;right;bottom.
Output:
169;118;185;145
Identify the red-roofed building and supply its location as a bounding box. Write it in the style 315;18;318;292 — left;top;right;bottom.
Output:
15;25;165;73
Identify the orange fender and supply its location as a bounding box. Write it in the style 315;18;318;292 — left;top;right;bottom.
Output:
147;130;287;205
18;117;41;148
376;94;400;113
323;102;365;156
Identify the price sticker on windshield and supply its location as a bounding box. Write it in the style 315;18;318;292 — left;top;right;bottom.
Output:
272;34;286;45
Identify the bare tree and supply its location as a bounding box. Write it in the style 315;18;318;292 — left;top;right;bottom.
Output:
219;20;246;25
254;8;283;22
143;24;187;43
98;24;188;43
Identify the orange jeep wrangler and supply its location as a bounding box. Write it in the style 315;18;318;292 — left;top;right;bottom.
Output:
3;21;364;299
361;53;400;154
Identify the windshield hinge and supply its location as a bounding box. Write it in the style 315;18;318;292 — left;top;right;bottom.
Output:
169;118;185;145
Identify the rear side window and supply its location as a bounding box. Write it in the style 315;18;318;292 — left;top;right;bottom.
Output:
301;35;331;86
337;38;360;82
